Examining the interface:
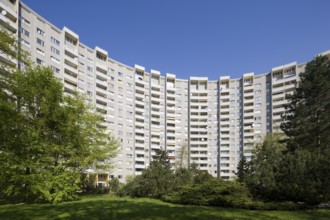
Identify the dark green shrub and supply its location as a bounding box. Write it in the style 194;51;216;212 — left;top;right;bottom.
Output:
163;178;252;208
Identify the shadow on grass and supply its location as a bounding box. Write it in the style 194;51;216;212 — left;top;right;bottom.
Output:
0;196;329;220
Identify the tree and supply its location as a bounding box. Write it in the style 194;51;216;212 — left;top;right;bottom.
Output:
118;150;175;198
279;55;330;204
235;154;249;183
244;134;285;200
175;141;189;169
0;65;119;203
281;55;330;154
0;26;29;102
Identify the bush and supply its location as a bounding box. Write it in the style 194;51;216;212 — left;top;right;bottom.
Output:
162;178;252;208
109;178;121;194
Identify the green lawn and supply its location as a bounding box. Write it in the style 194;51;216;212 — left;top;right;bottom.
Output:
0;195;329;220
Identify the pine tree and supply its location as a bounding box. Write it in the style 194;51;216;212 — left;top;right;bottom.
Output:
281;55;330;154
236;154;249;183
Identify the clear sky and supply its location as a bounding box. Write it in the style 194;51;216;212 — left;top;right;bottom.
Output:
22;0;330;80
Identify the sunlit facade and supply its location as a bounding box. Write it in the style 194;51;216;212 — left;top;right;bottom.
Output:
1;0;329;183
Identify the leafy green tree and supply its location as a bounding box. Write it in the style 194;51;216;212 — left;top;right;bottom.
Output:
0;66;119;203
244;134;285;200
109;177;121;194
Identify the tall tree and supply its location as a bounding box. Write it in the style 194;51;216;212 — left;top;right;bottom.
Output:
281;55;330;153
0;28;119;203
279;55;330;204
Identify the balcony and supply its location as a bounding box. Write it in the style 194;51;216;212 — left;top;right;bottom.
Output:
135;100;144;106
63;83;77;93
272;107;284;114
65;43;78;57
64;55;78;67
220;120;230;125
135;149;145;155
63;72;77;83
0;12;17;33
135;114;144;121
0;51;16;67
96;60;107;71
273;114;282;121
134;164;145;169
272;85;284;93
95;77;107;87
135;142;144;148
135;121;145;127
64;64;78;75
96;95;107;104
135;135;145;141
243;111;254;117
135;156;145;162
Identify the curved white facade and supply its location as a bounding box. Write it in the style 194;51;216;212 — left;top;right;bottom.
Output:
1;0;329;182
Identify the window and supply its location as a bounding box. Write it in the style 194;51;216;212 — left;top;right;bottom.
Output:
51;36;60;46
50;66;60;73
21;17;30;26
118;72;123;77
51;46;60;55
21;39;30;48
87;66;93;72
50;56;60;64
36;58;44;66
36;48;45;56
20;27;30;37
37;38;44;46
37;28;45;36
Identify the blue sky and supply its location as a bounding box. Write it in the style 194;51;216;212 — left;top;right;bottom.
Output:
23;0;330;80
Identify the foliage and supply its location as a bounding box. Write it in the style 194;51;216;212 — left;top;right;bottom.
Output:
235;154;249;183
118;151;213;199
279;55;330;204
0;65;119;203
163;178;252;208
241;55;330;205
108;178;121;194
281;55;330;154
118;150;175;198
276;149;330;205
243;133;285;200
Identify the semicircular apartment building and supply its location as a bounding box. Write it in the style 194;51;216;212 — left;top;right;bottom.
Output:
1;0;330;184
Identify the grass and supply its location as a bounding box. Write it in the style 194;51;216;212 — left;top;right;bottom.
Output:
0;195;329;220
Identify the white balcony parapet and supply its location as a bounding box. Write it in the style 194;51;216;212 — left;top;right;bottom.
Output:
272;62;297;72
166;73;176;78
243;72;254;78
134;64;145;72
63;26;79;40
151;69;160;75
